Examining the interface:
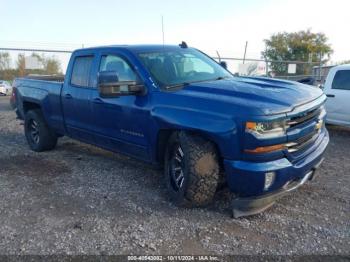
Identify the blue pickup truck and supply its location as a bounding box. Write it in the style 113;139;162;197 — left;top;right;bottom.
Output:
14;44;329;217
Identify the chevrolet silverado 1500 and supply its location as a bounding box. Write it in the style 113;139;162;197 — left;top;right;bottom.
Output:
15;44;329;217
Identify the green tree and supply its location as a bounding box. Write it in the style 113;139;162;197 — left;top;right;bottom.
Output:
0;52;13;81
16;54;26;77
0;52;11;70
262;30;333;75
29;53;62;74
42;56;61;75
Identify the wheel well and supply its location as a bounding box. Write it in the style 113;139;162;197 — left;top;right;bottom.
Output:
156;129;174;165
156;129;222;166
23;101;41;114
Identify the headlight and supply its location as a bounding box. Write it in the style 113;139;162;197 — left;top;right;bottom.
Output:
246;120;287;138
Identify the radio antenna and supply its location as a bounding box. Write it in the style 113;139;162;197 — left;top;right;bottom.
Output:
161;15;165;46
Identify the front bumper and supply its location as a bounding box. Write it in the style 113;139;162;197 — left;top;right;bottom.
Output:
224;129;329;218
231;159;322;218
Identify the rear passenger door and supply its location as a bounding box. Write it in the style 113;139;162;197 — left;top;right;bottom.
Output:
62;54;96;142
325;69;350;125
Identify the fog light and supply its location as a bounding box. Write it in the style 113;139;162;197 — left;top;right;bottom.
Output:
264;172;275;190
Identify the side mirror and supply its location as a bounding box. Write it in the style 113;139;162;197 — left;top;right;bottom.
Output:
220;61;228;69
318;84;325;89
97;71;144;97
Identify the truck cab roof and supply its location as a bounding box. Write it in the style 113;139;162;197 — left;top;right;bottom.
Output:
73;44;186;54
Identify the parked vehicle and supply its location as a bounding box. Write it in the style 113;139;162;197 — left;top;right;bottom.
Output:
323;64;350;127
14;44;329;217
0;80;12;95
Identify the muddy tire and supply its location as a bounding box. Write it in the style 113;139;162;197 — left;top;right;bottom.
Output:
164;131;220;207
24;109;57;152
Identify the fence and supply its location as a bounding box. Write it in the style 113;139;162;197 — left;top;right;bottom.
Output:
0;47;328;86
211;54;326;85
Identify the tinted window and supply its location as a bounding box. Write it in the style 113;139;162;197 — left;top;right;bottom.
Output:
99;55;137;81
137;49;232;88
332;70;350;90
71;56;93;87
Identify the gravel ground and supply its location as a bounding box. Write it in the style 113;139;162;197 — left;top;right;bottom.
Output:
0;96;349;256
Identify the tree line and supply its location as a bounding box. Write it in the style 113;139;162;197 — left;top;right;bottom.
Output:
0;52;62;81
262;29;333;76
1;30;348;80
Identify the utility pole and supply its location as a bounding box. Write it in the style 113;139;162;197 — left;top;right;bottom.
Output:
308;53;313;77
243;41;248;64
318;52;323;82
216;50;221;62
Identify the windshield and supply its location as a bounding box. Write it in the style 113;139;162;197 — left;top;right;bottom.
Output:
137;48;232;88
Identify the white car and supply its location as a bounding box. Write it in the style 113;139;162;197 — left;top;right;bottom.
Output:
324;64;350;127
0;80;12;96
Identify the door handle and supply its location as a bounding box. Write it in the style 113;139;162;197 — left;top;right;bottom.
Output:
326;94;335;98
93;98;104;104
64;94;73;99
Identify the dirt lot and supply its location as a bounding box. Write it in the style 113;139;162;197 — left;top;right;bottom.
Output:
0;96;349;256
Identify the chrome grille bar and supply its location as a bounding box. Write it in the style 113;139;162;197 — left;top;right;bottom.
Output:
288;108;321;127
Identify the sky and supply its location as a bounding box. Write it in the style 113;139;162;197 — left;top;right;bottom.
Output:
0;0;349;71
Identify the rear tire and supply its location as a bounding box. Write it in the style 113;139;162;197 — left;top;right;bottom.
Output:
24;109;57;152
164;131;220;207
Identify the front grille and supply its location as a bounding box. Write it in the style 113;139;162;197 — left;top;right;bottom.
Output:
287;130;319;153
286;104;324;154
287;107;321;128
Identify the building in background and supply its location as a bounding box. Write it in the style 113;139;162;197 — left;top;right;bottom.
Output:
238;62;266;76
24;56;42;70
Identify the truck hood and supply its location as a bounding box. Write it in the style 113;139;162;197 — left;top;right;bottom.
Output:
176;77;324;115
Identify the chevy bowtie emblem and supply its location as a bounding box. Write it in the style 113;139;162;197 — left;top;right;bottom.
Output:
316;120;323;130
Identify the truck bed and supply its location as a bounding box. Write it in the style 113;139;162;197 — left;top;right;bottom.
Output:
15;77;65;135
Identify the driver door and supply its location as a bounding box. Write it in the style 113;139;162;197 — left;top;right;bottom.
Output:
90;53;151;160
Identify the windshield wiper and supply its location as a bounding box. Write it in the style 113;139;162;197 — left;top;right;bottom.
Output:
165;82;190;89
215;76;231;81
165;76;232;89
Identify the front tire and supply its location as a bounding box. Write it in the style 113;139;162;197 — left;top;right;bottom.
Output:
164;131;220;207
24;109;57;152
